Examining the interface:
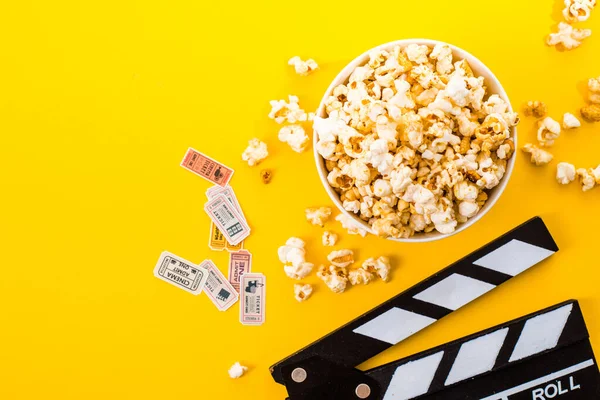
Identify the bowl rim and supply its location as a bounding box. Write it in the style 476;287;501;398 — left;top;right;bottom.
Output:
313;38;517;243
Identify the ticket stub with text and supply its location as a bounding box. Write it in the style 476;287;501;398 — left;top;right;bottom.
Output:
228;250;252;292
204;195;250;246
206;185;247;224
240;273;265;326
180;147;234;187
201;260;239;311
208;222;244;252
153;251;208;295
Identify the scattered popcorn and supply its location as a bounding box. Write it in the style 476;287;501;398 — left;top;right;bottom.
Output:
524;100;547;118
563;113;581;129
269;95;309;124
228;362;248;379
278;124;310;153
322;231;338;246
537;117;561;146
335;214;368;237
278;237;314;279
547;22;592;50
581;104;600;121
305;207;332;227
314;45;518;238
348;268;374;285
288;56;319;76
327;249;355;268
317;265;349;293
556;162;577;184
563;0;596;22
260;169;273;184
242;138;268;166
589;76;600;104
294;284;313;302
522;144;554;166
576;167;599;191
362;256;391;282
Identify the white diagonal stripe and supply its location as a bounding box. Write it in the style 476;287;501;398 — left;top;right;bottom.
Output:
413;274;496;311
353;307;436;345
445;328;508;386
382;352;444;400
473;239;555;276
509;304;573;362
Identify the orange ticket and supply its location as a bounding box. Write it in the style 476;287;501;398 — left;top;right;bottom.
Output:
180;147;234;187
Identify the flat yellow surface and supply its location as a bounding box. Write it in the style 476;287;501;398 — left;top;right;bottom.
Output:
1;0;599;398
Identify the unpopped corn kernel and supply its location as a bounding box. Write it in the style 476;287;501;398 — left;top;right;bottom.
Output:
260;169;273;184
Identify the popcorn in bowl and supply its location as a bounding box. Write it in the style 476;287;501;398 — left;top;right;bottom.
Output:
313;41;518;240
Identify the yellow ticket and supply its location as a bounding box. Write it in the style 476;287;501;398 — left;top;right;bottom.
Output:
209;222;244;252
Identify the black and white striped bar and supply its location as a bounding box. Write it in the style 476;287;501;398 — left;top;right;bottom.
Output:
366;300;599;400
271;217;558;386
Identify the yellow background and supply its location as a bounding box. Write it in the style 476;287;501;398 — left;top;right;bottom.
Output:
1;0;599;398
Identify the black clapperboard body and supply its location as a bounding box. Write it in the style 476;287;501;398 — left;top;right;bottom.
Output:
270;217;600;400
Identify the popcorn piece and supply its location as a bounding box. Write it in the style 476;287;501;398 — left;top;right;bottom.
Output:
429;43;454;75
288;56;319;76
431;205;458;234
405;44;430;64
228;362;248;379
269;95;308;124
537;117;561;147
581;104;600;121
294;284;313;302
522;144;554;166
278;124;310;153
576;167;598;191
322;231;338;246
563;113;581;129
362;256;391;282
278;237;314;279
242;138;268;166
348;268;374;285
589;76;600;104
547;22;592;51
260;169;273;184
327;249;355;268
305;207;332;226
336;214;368;237
524;100;547;118
556;162;576;184
317;265;349;293
563;0;596;22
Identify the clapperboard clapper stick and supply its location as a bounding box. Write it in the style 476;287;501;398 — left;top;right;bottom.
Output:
365;300;599;399
270;217;569;399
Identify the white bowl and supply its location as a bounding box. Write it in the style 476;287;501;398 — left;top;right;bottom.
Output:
314;38;517;243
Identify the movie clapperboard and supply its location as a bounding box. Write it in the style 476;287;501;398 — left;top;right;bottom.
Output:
270;217;600;400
